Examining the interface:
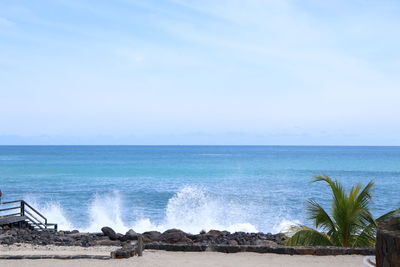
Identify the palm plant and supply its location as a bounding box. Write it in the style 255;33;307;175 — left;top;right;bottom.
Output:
286;175;399;247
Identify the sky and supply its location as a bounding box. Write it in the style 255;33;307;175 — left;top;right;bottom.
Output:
0;0;400;145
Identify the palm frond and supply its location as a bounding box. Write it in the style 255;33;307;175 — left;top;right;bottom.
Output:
307;199;336;233
352;223;376;247
287;175;399;248
355;181;374;210
348;182;376;243
352;207;399;247
285;225;333;246
313;175;347;203
375;208;400;223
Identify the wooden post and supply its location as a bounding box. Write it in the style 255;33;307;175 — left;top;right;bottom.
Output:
136;235;144;256
20;201;25;216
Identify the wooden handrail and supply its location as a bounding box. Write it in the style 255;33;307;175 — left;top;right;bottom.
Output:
0;200;23;205
0;206;20;212
0;212;20;217
22;201;47;221
24;210;45;225
0;200;57;231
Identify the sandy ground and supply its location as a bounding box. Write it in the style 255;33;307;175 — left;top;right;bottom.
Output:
0;244;365;267
0;244;115;255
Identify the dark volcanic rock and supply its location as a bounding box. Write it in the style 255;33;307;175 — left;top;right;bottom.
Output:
0;223;375;256
206;230;222;236
101;227;118;241
160;229;192;243
111;248;134;258
125;229;139;241
117;233;126;242
142;231;162;242
228;239;239;246
0;221;290;250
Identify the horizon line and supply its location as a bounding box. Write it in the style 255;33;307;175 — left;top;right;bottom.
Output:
1;144;400;147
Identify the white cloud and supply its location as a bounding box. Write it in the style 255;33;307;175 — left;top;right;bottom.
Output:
0;0;399;144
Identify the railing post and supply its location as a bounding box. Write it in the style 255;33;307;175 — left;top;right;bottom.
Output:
20;201;25;216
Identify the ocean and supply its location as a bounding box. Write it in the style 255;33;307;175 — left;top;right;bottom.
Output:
0;146;399;234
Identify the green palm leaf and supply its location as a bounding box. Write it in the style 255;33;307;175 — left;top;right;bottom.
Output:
286;225;333;246
285;175;399;248
375;208;400;223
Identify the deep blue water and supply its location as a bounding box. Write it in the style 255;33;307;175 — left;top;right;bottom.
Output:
0;146;399;233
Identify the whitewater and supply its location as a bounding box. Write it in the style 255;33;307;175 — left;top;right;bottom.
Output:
23;186;297;234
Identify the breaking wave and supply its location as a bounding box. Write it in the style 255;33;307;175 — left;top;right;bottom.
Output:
23;186;300;234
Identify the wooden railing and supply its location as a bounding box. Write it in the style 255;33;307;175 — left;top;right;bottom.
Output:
0;200;57;231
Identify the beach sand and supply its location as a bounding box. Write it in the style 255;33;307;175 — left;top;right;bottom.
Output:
0;244;365;267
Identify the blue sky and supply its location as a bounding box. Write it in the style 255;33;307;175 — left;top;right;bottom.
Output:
1;0;400;145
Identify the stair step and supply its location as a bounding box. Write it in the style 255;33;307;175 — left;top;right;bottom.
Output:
1;200;57;231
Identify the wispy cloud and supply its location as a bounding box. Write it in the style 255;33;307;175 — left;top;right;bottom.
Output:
0;0;399;144
0;17;14;26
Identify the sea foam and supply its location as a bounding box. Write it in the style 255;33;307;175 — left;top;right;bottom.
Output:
23;186;298;234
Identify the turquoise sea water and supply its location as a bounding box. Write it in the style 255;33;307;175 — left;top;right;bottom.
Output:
0;146;399;233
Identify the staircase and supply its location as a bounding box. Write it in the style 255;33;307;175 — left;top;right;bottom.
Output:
0;200;57;231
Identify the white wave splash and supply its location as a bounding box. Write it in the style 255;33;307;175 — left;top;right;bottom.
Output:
82;192;127;233
22;195;74;230
162;186;258;233
272;219;301;233
23;186;300;234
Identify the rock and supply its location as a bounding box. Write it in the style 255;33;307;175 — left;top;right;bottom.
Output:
160;229;191;243
274;233;288;244
125;229;139;241
10;229;18;236
205;234;217;243
60;236;75;244
228;239;238;246
266;233;274;239
0;234;11;240
142;231;162;242
206;230;222;236
111;248;135;259
117;233;126;242
221;231;230;236
67;233;83;238
189;234;205;243
0;221;304;250
101;227;118;241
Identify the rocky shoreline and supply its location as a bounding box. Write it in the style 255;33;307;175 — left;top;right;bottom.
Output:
0;224;287;247
0;224;375;256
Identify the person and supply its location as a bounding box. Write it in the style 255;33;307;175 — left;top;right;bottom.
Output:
0;189;2;204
